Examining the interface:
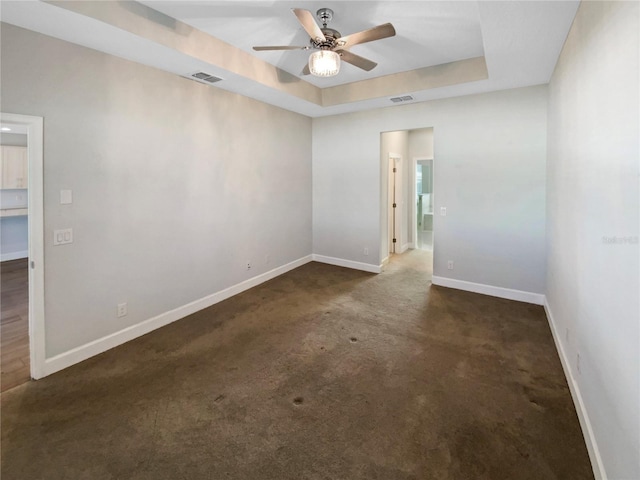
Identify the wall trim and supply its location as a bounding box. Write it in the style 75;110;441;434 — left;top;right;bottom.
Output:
1;250;28;262
399;242;410;254
312;254;382;274
41;255;313;377
543;298;606;480
431;275;544;305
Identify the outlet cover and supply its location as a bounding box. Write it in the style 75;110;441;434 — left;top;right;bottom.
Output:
53;228;73;246
60;189;73;204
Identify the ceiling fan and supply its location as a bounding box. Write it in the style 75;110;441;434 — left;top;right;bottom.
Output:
252;8;396;77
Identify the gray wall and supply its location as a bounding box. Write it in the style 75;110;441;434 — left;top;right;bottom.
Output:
1;133;27;146
1;24;312;358
313;85;547;294
546;1;639;478
408;129;433;161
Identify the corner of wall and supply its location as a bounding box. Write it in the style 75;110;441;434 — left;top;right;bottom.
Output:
543;297;607;480
432;276;544;305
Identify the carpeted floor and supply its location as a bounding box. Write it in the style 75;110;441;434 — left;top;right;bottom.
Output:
1;250;593;479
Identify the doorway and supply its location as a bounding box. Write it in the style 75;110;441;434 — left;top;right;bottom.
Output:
1;126;30;390
0;112;45;389
414;158;434;251
380;128;434;270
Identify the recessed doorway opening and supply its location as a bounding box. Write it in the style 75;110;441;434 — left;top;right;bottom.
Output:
1;124;30;391
380;127;434;272
1;112;45;390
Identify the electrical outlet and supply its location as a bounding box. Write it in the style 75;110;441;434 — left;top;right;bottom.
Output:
117;302;127;318
246;262;251;270
447;260;454;270
440;207;447;216
364;247;369;256
565;328;570;343
265;254;270;265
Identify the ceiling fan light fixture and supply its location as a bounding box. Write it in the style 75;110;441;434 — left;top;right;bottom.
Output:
309;50;340;77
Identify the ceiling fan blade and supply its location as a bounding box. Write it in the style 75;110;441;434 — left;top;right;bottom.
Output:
301;63;311;76
253;46;308;51
338;23;396;48
292;8;326;42
337;50;377;71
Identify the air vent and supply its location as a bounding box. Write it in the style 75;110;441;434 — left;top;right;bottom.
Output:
390;95;414;103
188;71;223;85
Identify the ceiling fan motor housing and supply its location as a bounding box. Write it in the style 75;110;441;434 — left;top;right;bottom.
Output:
310;9;342;50
312;27;342;50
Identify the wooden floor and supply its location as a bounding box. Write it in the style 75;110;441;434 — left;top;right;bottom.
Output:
1;258;30;392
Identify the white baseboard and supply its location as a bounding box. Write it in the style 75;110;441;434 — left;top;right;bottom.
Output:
431;276;544;305
41;255;313;377
312;254;382;274
399;243;410;254
1;250;28;261
543;299;606;480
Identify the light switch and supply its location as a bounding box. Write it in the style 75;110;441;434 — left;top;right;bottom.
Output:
440;207;447;216
53;228;73;246
60;190;73;205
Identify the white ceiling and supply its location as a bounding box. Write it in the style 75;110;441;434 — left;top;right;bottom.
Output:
140;1;486;88
1;1;580;117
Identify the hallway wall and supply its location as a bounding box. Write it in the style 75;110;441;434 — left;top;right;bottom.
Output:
546;1;639;478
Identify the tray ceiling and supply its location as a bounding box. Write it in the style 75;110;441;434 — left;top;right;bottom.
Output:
1;1;580;117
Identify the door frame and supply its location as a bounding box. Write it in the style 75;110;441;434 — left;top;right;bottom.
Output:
1;112;45;379
388;153;402;255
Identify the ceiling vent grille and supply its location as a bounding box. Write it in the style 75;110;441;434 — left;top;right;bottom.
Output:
188;71;223;85
390;95;414;103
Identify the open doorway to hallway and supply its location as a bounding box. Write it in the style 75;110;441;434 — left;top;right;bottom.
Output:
1;123;30;391
380;127;434;271
1;112;45;389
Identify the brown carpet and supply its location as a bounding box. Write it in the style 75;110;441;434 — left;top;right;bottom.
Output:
1;250;593;479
